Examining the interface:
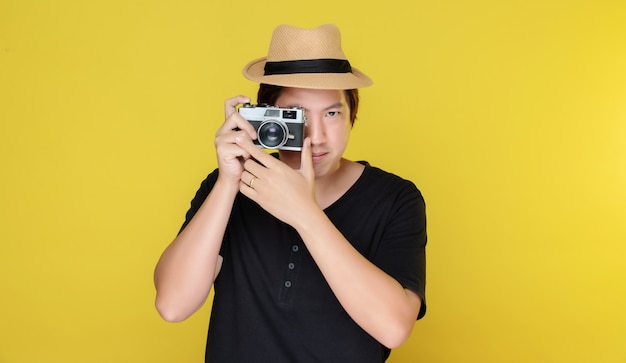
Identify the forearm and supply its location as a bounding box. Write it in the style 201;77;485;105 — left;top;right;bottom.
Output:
154;178;238;322
294;207;421;348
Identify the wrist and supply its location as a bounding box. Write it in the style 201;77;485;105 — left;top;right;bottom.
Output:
214;175;241;198
292;202;327;237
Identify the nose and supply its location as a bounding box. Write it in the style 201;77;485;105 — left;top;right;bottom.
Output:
305;114;326;145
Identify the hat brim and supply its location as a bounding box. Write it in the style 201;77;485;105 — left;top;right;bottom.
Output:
242;57;373;90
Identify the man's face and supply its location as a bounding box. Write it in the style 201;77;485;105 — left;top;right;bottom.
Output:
276;87;352;179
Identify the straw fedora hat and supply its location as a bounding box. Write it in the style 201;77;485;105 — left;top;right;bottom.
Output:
242;24;373;90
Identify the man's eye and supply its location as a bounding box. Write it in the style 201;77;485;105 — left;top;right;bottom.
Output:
327;111;339;117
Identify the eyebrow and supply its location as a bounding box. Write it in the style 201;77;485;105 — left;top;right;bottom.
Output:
286;102;345;112
323;102;345;111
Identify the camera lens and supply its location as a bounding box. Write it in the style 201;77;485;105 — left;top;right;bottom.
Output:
258;120;288;149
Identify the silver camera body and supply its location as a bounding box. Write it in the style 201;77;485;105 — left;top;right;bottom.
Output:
238;103;306;151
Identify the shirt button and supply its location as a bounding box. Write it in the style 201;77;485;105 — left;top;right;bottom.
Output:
284;281;292;288
288;262;295;270
292;245;299;252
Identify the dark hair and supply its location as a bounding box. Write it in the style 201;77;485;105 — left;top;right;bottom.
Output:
257;84;360;126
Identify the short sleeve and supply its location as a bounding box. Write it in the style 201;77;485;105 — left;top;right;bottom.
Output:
178;169;220;235
373;181;427;320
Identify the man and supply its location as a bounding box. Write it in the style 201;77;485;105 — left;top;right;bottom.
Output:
154;24;427;362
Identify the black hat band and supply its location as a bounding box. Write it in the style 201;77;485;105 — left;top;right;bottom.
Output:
264;59;352;75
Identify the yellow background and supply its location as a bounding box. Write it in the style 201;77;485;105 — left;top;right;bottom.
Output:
1;0;625;362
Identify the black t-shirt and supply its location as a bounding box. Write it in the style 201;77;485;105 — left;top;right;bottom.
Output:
180;162;427;363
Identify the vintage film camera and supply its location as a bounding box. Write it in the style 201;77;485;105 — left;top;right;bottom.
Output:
238;103;306;151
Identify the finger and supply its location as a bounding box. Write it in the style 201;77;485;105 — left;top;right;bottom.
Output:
224;95;251;118
235;136;279;168
239;179;257;199
216;142;251;166
232;111;258;138
216;112;257;140
300;137;315;181
219;95;257;140
240;170;256;186
239;175;259;196
215;129;251;155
